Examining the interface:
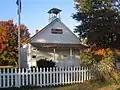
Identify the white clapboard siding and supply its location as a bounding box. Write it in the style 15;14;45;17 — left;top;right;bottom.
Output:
0;66;92;88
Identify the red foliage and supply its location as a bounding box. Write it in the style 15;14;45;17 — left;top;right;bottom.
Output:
0;20;29;56
0;37;3;43
0;44;6;51
0;20;29;66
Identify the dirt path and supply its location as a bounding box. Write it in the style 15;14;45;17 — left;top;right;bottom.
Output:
96;85;120;90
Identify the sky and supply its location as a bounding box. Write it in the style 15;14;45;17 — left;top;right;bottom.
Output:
0;0;78;36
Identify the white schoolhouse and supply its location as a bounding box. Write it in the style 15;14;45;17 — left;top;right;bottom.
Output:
22;8;87;68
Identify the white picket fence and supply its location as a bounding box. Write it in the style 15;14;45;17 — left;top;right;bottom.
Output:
0;66;92;88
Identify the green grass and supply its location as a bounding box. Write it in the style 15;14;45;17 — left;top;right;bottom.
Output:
0;82;120;90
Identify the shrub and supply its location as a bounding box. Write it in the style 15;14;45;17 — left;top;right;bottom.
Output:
80;48;120;83
36;58;55;68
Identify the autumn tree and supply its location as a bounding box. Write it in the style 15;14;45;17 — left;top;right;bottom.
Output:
0;20;30;66
20;24;30;45
73;0;120;82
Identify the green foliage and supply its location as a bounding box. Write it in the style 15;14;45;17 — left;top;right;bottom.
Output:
73;0;120;82
73;0;120;48
79;49;102;81
80;49;95;67
98;50;115;72
79;48;120;82
36;58;55;68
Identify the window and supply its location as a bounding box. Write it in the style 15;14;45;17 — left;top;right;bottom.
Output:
51;28;63;34
32;47;37;51
32;55;36;58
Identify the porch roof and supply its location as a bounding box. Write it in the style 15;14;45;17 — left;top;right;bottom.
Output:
31;43;88;49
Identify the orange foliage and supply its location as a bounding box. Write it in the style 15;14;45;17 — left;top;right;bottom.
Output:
0;20;29;52
95;48;112;56
95;49;105;56
0;20;29;66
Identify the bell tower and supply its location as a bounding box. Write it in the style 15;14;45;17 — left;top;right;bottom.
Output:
48;8;62;22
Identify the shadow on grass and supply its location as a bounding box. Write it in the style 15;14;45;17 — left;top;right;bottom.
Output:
116;87;120;90
0;84;80;90
1;82;119;90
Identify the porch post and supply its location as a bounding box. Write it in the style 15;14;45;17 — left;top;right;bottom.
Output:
79;49;81;60
53;48;56;60
70;48;72;60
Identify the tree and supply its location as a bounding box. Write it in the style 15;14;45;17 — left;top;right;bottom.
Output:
73;0;120;82
20;24;30;45
73;0;120;48
0;20;30;66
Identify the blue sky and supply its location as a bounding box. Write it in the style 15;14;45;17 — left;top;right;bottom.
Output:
0;0;77;36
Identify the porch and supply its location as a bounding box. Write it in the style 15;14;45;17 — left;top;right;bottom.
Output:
28;43;87;67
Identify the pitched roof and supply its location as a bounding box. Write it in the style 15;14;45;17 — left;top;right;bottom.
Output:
28;18;59;43
27;18;88;48
28;18;79;42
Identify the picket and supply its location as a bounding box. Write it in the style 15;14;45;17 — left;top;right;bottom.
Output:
0;66;92;88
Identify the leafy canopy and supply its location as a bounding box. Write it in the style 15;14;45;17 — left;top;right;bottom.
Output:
0;20;30;66
73;0;120;48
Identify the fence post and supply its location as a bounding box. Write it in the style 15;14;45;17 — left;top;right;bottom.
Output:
11;68;14;87
7;69;9;87
62;67;64;85
36;68;39;86
15;68;18;87
70;67;72;84
26;68;29;86
22;68;25;86
59;67;62;85
56;67;58;85
73;67;76;83
43;68;46;86
33;68;35;85
84;67;87;81
64;67;67;84
49;67;52;86
67;67;70;84
76;66;78;83
86;67;89;80
40;68;42;87
81;67;84;82
78;66;81;83
3;68;5;88
53;67;56;86
46;68;49;86
29;68;32;85
18;68;21;87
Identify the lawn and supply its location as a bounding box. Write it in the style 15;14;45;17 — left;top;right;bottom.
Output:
0;83;120;90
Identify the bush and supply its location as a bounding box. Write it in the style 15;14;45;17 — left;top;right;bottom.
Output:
36;58;55;68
